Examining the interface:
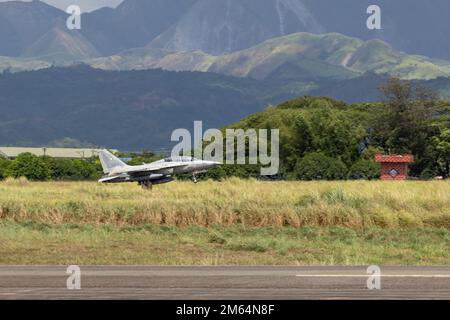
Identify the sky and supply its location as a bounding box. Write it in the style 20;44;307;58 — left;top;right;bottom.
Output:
0;0;123;12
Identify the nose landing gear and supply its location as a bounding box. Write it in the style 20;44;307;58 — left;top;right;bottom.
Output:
192;173;198;184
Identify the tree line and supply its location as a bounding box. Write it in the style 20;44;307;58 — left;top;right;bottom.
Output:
1;78;449;182
0;150;162;181
201;78;449;180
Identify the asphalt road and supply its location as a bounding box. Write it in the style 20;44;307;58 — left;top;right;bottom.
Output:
0;266;449;300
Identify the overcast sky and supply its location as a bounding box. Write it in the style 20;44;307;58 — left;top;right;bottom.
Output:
0;0;123;12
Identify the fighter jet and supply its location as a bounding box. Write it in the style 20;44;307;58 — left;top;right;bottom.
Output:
98;149;220;189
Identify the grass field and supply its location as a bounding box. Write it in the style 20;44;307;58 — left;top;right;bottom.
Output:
0;179;449;265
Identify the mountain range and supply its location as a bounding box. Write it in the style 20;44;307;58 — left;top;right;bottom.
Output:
1;0;450;149
4;30;450;83
1;64;449;150
89;32;450;81
2;0;450;60
0;66;273;149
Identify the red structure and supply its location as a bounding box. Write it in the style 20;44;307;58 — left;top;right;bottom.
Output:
375;154;414;180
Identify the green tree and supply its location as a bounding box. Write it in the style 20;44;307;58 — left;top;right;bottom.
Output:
293;115;314;157
347;159;380;180
373;78;436;156
309;108;363;166
126;150;160;166
433;129;450;177
0;158;11;180
41;157;102;181
282;115;314;172
9;153;51;181
371;78;442;177
294;152;348;180
72;159;102;180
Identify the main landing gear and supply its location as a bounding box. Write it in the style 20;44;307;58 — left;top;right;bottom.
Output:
192;173;198;184
139;180;153;190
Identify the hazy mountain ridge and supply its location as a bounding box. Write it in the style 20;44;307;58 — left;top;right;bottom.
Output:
3;0;450;61
89;33;450;81
147;0;324;54
2;0;450;150
21;25;100;60
81;0;198;55
0;56;50;73
5;31;450;83
0;66;271;149
0;1;100;61
1;65;449;149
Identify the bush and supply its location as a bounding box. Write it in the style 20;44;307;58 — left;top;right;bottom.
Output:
42;157;102;181
347;159;381;180
420;167;439;180
8;153;51;181
294;152;348;180
361;146;384;161
1;154;103;182
0;158;11;180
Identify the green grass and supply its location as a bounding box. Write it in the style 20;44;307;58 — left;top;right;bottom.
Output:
0;179;448;265
0;222;448;265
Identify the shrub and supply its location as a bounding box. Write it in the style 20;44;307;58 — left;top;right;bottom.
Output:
347;159;381;180
294;152;348;180
0;158;11;180
8;153;51;181
420;166;439;180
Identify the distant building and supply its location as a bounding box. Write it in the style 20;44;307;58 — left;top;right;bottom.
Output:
0;147;116;160
375;154;414;180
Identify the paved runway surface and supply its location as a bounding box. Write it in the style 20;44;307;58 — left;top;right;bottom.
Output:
0;266;449;299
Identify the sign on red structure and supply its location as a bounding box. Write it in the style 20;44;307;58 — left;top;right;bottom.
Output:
374;154;414;180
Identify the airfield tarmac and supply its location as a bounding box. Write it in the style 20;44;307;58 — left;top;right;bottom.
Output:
0;266;449;299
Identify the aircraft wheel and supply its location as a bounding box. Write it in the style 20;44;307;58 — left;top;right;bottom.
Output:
140;181;153;190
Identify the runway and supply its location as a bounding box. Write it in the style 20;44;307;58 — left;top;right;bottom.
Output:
0;266;449;299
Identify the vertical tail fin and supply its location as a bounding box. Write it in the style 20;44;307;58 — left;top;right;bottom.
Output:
99;149;126;174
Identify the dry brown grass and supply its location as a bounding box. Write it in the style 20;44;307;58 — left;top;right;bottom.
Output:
0;178;448;229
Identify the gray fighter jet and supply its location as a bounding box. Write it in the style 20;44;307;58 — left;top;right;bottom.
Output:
98;150;220;189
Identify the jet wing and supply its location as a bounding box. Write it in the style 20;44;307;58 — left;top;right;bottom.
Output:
126;162;188;175
99;174;128;183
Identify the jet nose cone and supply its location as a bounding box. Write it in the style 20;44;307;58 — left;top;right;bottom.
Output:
203;160;221;167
